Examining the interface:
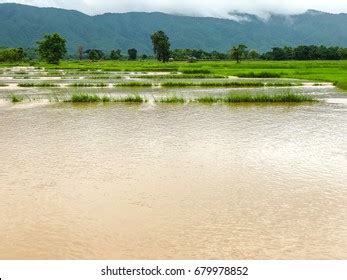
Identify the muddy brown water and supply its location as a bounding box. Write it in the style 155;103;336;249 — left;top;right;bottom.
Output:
0;69;346;259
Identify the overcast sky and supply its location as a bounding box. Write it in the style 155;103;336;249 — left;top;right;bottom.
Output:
1;0;347;18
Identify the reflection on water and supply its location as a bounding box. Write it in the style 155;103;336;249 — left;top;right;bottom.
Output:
0;98;347;260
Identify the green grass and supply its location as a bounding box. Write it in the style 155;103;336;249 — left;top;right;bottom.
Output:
237;72;281;78
181;69;212;74
9;94;24;103
194;96;221;103
18;82;59;87
134;74;226;79
113;95;145;103
70;83;108;87
65;93;145;103
266;82;303;87
161;81;265;87
0;83;8;87
195;93;317;103
115;82;153;87
156;96;185;103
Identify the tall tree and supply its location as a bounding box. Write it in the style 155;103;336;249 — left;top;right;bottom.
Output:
110;49;122;60
77;46;84;60
230;44;247;63
37;33;66;64
151;31;171;62
128;48;137;60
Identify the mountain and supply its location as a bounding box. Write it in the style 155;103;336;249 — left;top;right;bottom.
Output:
1;3;347;54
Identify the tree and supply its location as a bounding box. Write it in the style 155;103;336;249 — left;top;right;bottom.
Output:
85;49;104;61
151;31;171;62
247;50;261;60
110;49;122;60
128;48;137;60
230;44;248;63
77;46;84;60
37;33;67;64
0;48;25;62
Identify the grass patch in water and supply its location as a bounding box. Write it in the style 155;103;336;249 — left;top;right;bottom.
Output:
161;81;265;88
182;69;212;74
156;96;185;103
195;93;317;103
9;94;24;103
266;82;303;87
0;83;8;87
18;82;59;87
65;94;145;103
113;95;145;103
237;72;281;78
115;82;152;87
135;74;226;79
70;83;108;87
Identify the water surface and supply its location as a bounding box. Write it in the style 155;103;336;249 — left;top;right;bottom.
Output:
0;98;346;259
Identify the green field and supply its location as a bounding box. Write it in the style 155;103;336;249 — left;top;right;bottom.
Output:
1;60;347;91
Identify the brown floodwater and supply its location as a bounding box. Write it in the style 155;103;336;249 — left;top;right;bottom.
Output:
0;93;346;260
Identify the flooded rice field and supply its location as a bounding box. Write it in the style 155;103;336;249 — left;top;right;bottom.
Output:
0;67;346;259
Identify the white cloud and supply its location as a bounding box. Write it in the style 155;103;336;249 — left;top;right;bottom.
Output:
1;0;347;18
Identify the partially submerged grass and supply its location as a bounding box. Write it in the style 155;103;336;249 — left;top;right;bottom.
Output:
195;93;317;103
113;95;144;103
134;74;226;79
18;82;59;87
9;94;24;103
237;72;281;78
70;83;108;87
156;96;185;103
266;82;303;87
161;81;265;88
65;93;145;103
115;82;153;87
182;69;212;74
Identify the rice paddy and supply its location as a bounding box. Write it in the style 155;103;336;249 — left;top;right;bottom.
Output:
193;93;316;103
9;94;24;103
156;96;185;103
160;81;265;87
115;82;153;87
18;82;59;87
237;72;281;78
70;83;109;87
65;93;145;103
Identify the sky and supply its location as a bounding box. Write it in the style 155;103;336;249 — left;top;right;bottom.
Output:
1;0;347;19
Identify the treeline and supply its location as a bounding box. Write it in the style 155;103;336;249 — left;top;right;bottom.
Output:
0;47;25;62
1;31;347;63
263;45;347;60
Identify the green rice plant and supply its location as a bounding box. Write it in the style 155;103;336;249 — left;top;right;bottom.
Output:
140;68;178;72
194;93;317;103
161;81;265;87
156;96;185;103
134;74;226;79
194;96;221;103
181;69;212;74
266;82;303;87
115;82;152;87
67;94;102;102
65;94;145;103
69;83;108;87
18;82;59;87
237;72;281;78
9;94;24;103
222;93;317;103
113;95;145;103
